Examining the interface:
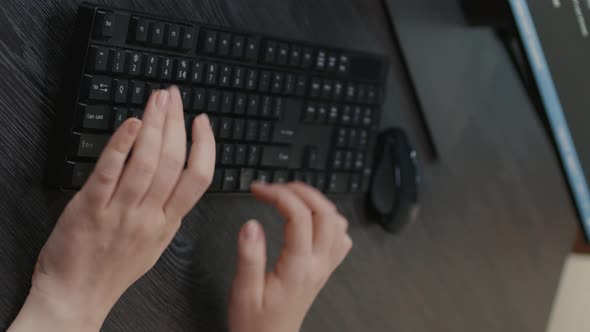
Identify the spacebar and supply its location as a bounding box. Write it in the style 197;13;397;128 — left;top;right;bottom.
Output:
261;146;292;168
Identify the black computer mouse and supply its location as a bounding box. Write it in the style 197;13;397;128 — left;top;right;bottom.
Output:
367;128;420;233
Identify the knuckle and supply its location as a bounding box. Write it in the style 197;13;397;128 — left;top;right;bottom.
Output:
134;158;157;176
93;168;118;186
161;152;185;171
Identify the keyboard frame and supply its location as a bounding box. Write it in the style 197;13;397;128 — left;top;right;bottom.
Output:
46;2;390;196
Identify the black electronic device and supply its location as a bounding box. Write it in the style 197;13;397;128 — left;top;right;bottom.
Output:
367;128;420;233
47;3;388;195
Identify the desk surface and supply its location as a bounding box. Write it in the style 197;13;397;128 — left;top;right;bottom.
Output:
0;0;578;331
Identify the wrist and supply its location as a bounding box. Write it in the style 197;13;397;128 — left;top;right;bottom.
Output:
8;286;106;332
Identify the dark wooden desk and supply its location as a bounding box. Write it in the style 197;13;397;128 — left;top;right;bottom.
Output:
0;0;577;331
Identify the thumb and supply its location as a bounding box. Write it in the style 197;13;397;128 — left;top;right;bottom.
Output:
230;220;267;308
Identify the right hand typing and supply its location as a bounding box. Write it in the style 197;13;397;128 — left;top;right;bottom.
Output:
228;182;353;332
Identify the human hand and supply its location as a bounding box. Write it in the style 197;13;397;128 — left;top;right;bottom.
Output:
228;182;353;332
9;86;215;332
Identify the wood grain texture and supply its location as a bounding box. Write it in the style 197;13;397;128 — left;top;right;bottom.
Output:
0;0;577;331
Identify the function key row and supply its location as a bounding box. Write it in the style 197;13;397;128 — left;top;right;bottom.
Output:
210;168;362;193
262;40;350;74
199;30;259;61
127;17;195;51
302;103;373;128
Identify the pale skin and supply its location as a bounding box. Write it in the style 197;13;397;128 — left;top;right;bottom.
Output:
7;86;352;332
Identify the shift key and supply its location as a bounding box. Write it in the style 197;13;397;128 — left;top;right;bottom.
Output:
71;133;109;158
261;147;292;168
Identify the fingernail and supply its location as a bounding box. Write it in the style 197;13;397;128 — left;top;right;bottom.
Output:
197;113;210;126
156;89;169;108
244;220;260;240
128;119;142;135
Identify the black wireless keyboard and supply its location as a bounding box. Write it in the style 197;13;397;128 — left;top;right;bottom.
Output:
48;3;388;194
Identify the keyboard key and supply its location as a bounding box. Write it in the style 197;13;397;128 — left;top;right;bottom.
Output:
359;130;369;147
110;50;128;74
328;173;350;193
261;147;291;168
234;93;246;114
207;89;220;112
273;97;284;119
166;24;181;48
345;83;356;102
264;40;276;63
90;46;109;72
221;144;235;165
235;145;247;165
221;92;234;113
338;55;350;73
219;33;231;55
245;37;259;61
292;171;305;182
273;170;289;183
256;170;271;183
283;74;295;95
245;120;258;141
246;69;258;90
79;104;111;130
362;108;373;127
344;151;353;170
247;95;259;116
85;75;112;102
239;168;255;191
192;88;206;111
130;81;145;105
222;169;238;191
113;107;128;130
113;79;128;104
316;50;327;70
202;30;217;53
349;174;361;192
160;57;173;80
129;108;144;120
258;71;271;92
277;43;289;65
128;52;143;76
303;103;316;122
232;35;245;57
219;118;233;139
317;104;328;122
352;107;362;126
327;53;338;72
271;124;296;144
367;86;378;104
191;60;204;83
322;80;333;99
295;75;307;97
209;116;219;136
175;59;190;81
340;106;352;124
247;145;261;166
271;72;283;94
233;66;245;88
260;96;272;117
259;121;272;142
151;21;164;45
210;169;223;191
66;162;94;188
336;129;348;148
303;172;315;186
71;133;109;158
233;119;245;140
357;85;367;104
220;65;232;87
332;150;343;170
348;128;358;148
354;152;365;170
310;78;321;98
145;55;159;78
328;105;339;123
333;81;344;100
179;86;192;109
315;173;327;191
302;48;313;68
206;63;218;85
94;11;114;39
303;146;319;169
181;27;196;50
289;45;301;66
131;18;150;43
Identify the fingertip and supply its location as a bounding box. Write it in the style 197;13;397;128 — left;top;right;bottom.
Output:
242;219;262;241
126;118;142;136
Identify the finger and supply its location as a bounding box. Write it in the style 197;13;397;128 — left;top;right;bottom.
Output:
82;118;142;208
230;220;267;308
250;182;313;257
287;182;338;253
164;113;215;221
143;86;186;206
113;89;169;206
330;234;353;269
